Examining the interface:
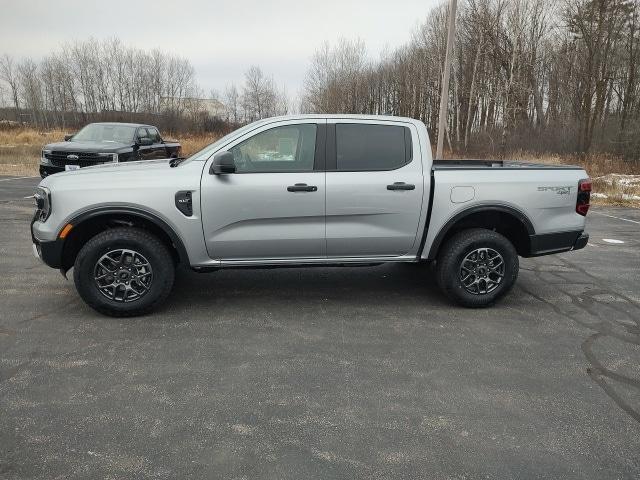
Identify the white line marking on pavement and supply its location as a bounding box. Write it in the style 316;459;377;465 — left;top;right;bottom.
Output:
0;176;39;182
603;239;625;244
591;212;640;225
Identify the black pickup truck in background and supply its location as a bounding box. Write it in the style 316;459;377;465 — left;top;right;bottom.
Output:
40;122;182;177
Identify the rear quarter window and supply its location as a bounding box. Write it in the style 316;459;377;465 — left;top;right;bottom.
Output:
336;124;411;171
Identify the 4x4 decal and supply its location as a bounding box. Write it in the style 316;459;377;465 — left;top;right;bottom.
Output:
538;186;573;195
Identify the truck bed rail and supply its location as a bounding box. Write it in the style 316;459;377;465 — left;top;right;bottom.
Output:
432;160;583;170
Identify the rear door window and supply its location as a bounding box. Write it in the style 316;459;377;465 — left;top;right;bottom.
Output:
335;124;410;171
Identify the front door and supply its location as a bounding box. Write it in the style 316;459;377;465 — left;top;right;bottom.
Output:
136;127;167;160
201;120;326;261
147;127;168;159
325;121;424;257
135;127;156;160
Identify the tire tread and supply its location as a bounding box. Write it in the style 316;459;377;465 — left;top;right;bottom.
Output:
436;228;518;308
73;227;174;317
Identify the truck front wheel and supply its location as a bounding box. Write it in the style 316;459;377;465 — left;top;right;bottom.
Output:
436;228;519;308
73;227;175;317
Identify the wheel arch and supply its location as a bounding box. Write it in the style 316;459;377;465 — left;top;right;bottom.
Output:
60;207;189;272
426;205;535;260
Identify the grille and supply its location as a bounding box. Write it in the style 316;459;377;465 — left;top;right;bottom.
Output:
45;151;113;168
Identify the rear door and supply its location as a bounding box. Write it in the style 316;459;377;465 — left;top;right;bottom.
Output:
201;119;326;261
325;121;424;257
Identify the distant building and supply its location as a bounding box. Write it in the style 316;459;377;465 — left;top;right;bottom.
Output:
160;97;226;118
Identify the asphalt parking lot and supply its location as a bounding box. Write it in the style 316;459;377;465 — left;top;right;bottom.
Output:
1;175;639;479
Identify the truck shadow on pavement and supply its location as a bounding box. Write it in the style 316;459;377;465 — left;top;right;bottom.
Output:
169;263;444;311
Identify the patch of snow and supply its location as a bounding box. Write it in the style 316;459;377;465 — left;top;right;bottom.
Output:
621;194;640;201
591;190;640;201
593;174;640;187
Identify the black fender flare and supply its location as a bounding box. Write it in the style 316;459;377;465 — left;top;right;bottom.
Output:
65;206;190;264
426;204;535;260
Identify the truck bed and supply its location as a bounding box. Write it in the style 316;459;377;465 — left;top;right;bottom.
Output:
432;160;583;170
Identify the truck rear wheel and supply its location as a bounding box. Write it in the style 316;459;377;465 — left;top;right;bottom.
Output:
436;228;519;308
73;227;175;317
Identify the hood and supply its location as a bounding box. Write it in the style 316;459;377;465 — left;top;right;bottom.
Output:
44;140;132;153
86;159;170;170
40;159;172;186
74;158;170;173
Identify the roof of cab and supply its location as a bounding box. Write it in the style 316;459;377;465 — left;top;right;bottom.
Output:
249;114;423;126
87;122;152;128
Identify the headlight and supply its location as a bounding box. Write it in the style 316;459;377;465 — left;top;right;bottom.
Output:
33;186;51;222
41;149;52;165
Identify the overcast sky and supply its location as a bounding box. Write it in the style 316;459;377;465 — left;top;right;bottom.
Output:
1;0;442;100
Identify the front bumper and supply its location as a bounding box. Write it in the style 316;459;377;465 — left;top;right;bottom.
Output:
32;242;41;260
32;239;64;268
40;165;64;177
31;214;63;268
40;157;118;177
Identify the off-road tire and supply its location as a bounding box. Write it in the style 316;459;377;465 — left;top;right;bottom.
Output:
73;227;175;317
436;228;519;308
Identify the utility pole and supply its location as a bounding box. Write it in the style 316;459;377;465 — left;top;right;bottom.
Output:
436;0;458;160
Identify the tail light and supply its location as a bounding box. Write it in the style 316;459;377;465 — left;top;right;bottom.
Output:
576;178;592;216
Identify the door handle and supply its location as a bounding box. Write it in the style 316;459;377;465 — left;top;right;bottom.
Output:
387;182;416;191
287;183;318;193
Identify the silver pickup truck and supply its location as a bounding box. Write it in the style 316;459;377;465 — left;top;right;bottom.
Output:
31;115;591;317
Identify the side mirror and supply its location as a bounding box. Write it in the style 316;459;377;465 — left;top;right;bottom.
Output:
210;151;236;175
64;134;74;141
138;137;153;146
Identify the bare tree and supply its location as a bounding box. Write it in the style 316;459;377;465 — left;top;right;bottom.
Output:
18;58;44;127
302;0;640;158
303;38;368;114
0;54;21;120
224;84;240;123
241;65;280;121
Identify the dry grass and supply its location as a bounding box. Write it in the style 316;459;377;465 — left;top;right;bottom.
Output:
0;129;67;176
175;132;221;157
0;128;220;177
1;128;637;207
590;174;640;207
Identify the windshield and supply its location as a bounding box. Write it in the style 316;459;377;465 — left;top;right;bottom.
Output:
187;122;265;162
71;124;136;143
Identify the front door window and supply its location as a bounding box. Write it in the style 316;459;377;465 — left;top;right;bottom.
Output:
230;124;317;173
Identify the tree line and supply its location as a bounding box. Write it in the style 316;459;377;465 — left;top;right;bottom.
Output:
0;38;200;129
0;38;288;132
1;0;638;158
302;0;640;158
